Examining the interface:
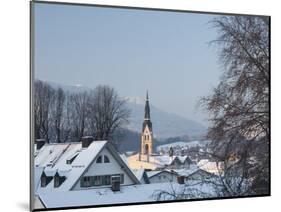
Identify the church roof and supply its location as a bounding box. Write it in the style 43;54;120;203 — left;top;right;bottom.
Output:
142;120;153;132
142;91;153;133
144;91;150;120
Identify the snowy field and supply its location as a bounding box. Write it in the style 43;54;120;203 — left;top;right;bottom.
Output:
156;140;211;152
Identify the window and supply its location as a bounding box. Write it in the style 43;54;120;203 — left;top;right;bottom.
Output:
103;175;111;185
81;176;92;187
80;174;124;187
93;176;102;186
104;155;110;163
119;174;124;184
41;176;47;187
54;176;60;188
66;153;78;164
96;155;102;163
41;173;52;187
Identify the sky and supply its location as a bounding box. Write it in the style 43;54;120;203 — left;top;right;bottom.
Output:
34;3;223;126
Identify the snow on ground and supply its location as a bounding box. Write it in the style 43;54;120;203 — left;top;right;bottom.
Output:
39;181;218;208
197;159;223;174
156;140;211;152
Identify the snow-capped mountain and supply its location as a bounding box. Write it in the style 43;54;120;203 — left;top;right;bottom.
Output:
38;80;206;140
124;96;206;139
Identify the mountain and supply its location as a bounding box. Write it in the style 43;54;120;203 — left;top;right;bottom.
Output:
40;80;206;142
124;96;206;140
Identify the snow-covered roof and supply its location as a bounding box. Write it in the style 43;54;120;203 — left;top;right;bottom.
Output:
146;170;162;178
35;142;82;171
39;181;218;209
132;169;145;181
152;155;192;166
35;140;140;193
197;159;222;174
127;153;194;170
34;167;44;191
146;170;178;178
119;154;129;165
35;141;107;192
170;165;199;177
156;140;211;151
62;140;108;190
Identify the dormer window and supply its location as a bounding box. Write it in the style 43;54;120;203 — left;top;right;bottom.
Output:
54;172;66;188
66;153;79;164
54;175;60;188
40;172;53;187
104;155;110;163
41;175;47;187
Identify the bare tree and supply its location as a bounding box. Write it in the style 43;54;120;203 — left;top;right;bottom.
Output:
69;91;89;142
201;16;269;195
51;87;66;143
88;85;130;145
34;80;55;143
152;180;219;201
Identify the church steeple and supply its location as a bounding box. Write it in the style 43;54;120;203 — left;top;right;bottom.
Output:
140;91;153;161
144;91;150;120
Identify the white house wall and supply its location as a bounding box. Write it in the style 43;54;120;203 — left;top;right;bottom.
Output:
149;172;177;184
73;148;134;190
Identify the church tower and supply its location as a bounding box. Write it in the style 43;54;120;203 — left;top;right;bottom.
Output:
140;91;153;161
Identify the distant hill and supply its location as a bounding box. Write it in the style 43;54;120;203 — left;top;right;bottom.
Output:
41;81;207;151
124;96;206;139
113;128;141;153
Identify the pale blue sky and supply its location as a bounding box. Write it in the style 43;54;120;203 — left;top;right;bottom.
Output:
34;3;223;125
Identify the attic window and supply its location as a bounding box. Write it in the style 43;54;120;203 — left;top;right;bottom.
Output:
96;155;102;163
41;176;47;187
66;153;79;164
104;155;110;163
40;173;53;187
53;173;66;188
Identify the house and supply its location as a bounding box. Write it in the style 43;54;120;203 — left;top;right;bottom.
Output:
164;156;193;169
185;169;216;181
132;169;150;184
197;159;223;174
34;137;140;195
127;154;193;170
146;170;178;184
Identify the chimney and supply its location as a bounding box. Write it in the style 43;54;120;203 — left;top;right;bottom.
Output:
81;136;94;148
36;139;45;150
111;175;121;192
177;176;185;184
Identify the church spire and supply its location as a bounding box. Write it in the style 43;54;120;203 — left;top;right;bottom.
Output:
140;91;153;161
144;91;150;120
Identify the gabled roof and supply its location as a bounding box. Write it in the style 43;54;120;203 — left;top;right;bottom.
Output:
142;120;153;132
152;155;192;167
35;140;140;193
65;140;108;190
146;170;178;178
